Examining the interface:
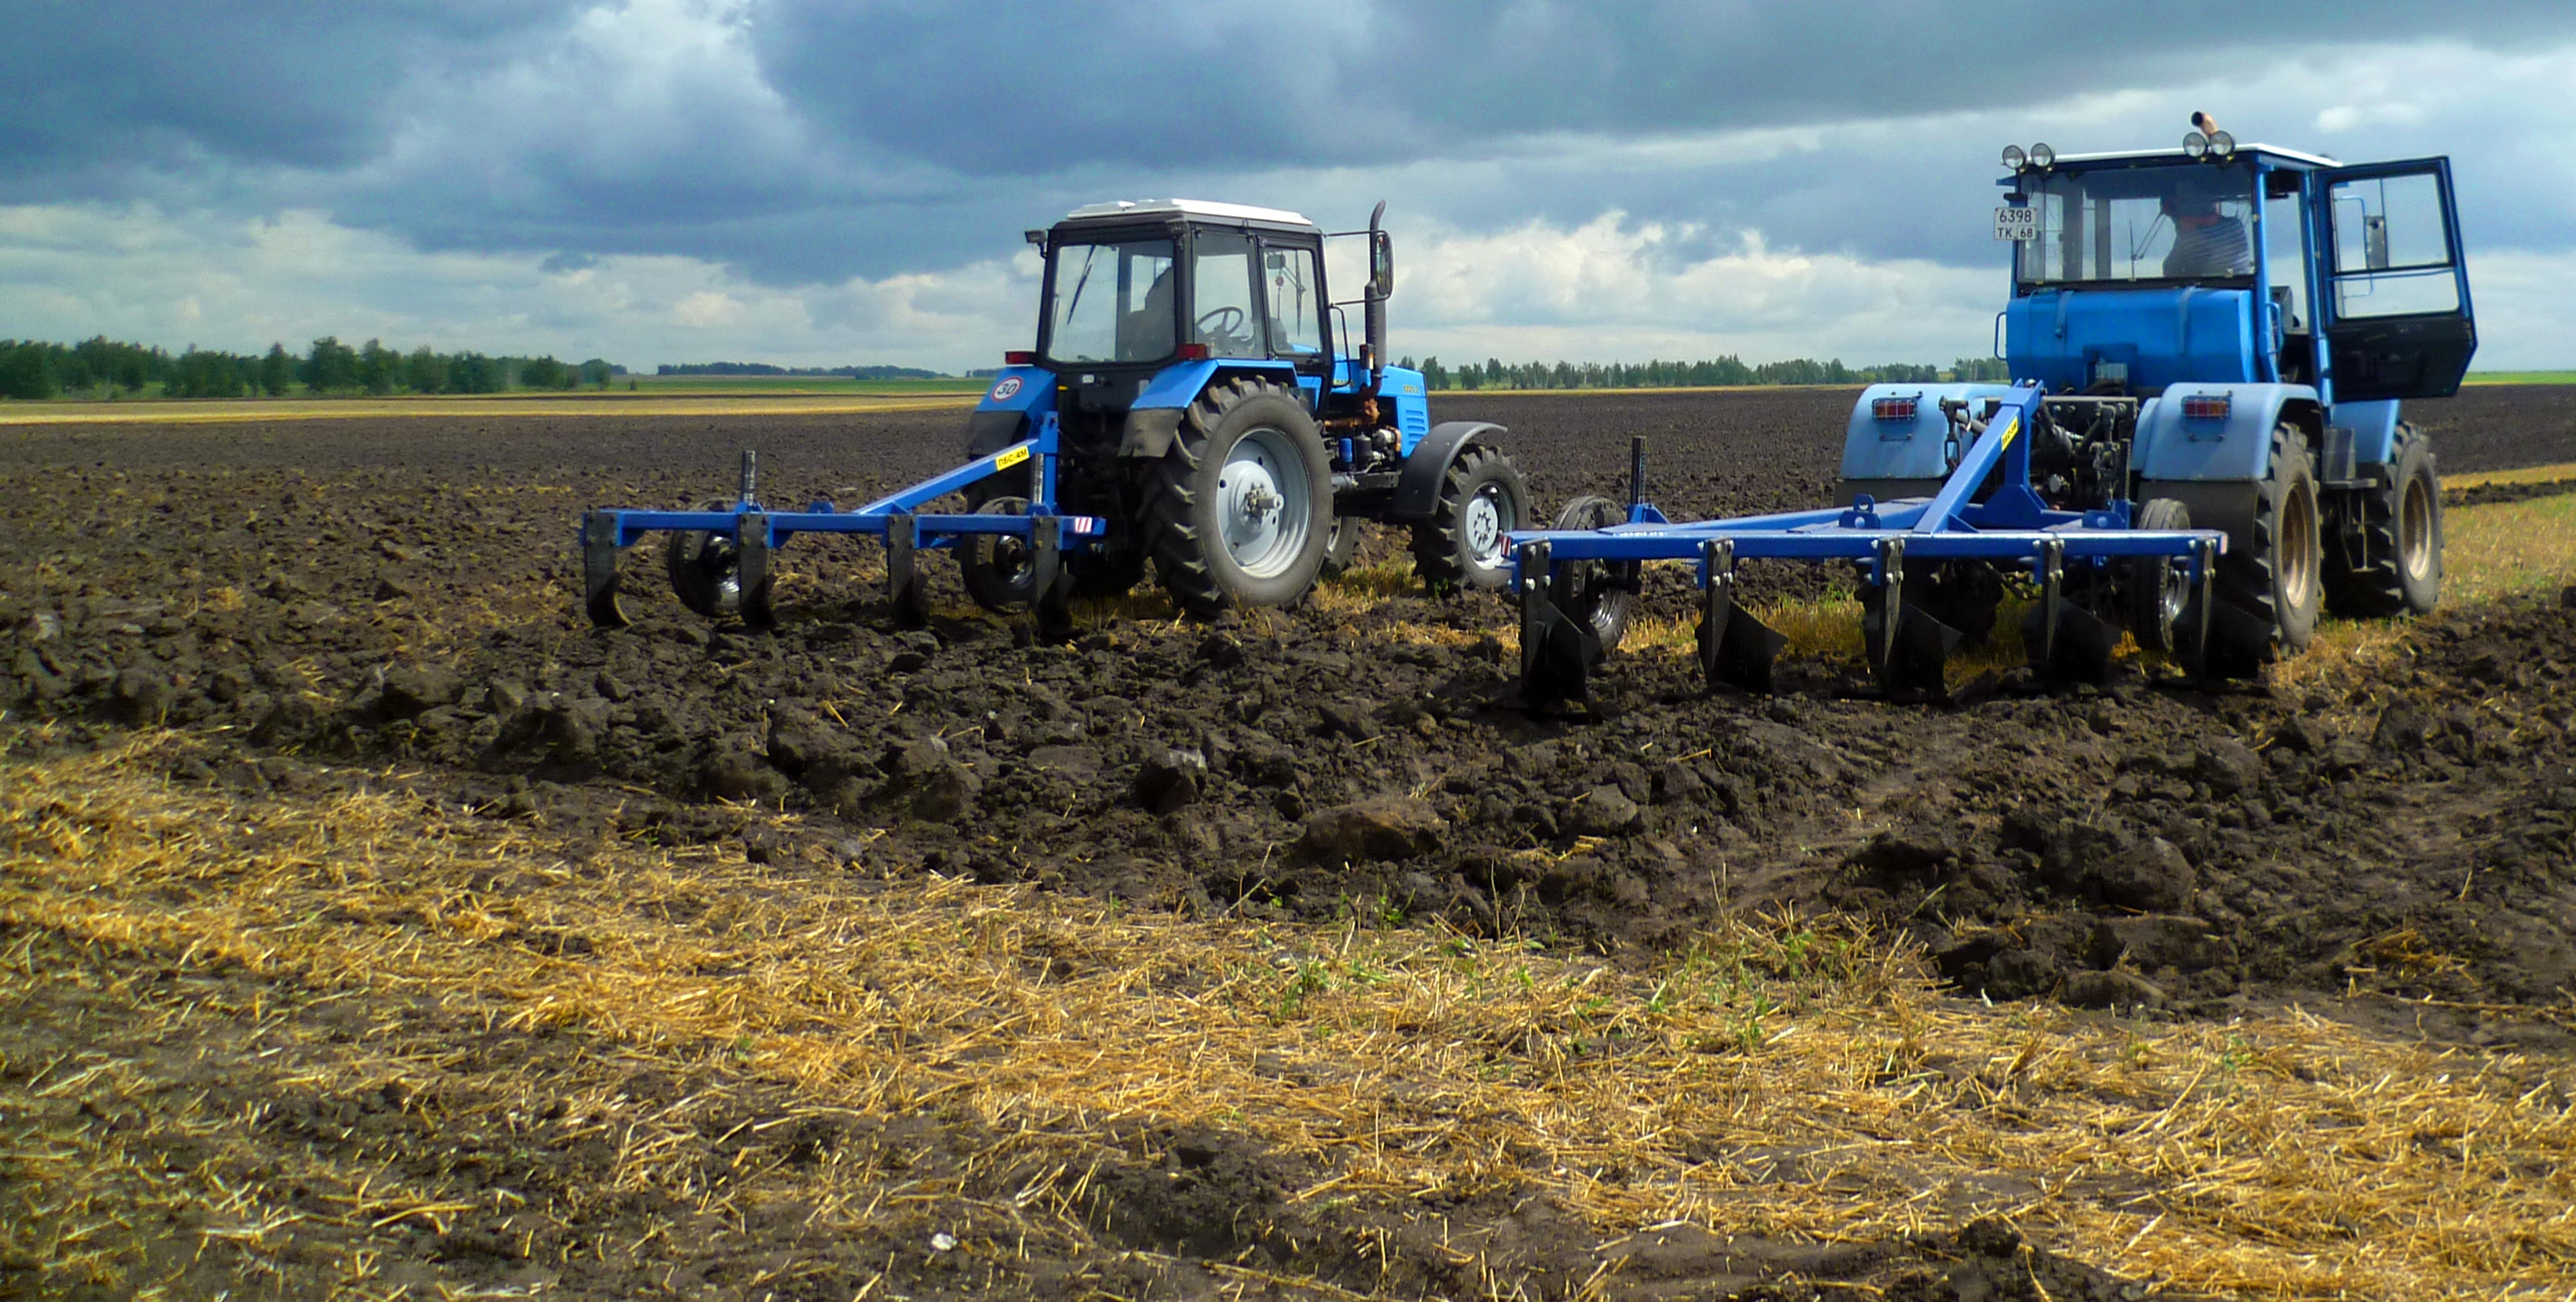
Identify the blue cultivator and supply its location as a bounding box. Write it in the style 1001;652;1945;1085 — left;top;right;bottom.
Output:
1509;383;2231;705
578;412;1106;639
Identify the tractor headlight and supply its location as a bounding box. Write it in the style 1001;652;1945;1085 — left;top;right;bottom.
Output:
2029;143;2055;169
2183;131;2208;158
2002;145;2027;171
2207;131;2236;158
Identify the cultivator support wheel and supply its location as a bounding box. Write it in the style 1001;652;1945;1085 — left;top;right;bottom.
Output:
1865;538;1961;699
580;511;628;629
1695;538;1784;693
2023;538;2116;687
886;513;928;630
1518;541;1598;706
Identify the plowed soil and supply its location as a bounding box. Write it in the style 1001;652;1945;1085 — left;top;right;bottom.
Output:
6;384;2575;1299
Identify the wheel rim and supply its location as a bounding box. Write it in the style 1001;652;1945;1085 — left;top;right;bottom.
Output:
2279;480;2319;612
2155;555;2190;632
1462;485;1514;569
1215;426;1312;579
2400;472;2435;581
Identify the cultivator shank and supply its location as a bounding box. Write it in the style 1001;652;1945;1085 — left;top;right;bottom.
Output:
1508;385;2233;704
577;413;1106;638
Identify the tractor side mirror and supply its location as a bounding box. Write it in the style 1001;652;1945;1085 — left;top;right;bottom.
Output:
1370;230;1395;298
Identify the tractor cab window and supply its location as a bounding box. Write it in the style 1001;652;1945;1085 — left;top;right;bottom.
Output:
1262;244;1324;359
2017;166;2257;287
1189;232;1260;358
1044;237;1176;365
2328;171;2460;317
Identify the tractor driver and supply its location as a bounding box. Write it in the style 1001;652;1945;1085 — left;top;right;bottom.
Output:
2161;189;2252;279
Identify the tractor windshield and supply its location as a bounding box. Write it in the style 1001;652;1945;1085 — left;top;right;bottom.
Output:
2015;165;2258;288
1043;237;1177;365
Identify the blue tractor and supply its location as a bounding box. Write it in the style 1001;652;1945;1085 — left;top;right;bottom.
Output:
1506;117;2476;701
577;200;1530;632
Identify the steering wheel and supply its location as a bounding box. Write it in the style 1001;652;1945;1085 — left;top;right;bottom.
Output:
1193;306;1247;350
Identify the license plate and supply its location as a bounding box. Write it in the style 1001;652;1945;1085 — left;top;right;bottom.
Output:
1995;206;2039;241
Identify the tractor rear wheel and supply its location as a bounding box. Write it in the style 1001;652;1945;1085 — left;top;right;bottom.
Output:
1548;495;1636;654
2325;424;2442;617
1140;377;1334;616
1411;445;1530;595
2212;423;2324;668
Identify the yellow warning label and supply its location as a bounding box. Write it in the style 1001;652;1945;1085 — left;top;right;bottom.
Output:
994;445;1031;470
1997;417;2020;448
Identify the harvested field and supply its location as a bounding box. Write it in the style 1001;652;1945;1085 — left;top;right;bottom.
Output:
4;386;2576;1298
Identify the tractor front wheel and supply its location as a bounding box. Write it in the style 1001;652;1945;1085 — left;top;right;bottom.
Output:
1140;378;1335;616
1411;445;1530;595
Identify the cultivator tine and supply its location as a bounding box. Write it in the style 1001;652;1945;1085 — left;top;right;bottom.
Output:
580;512;628;629
1517;542;1596;706
1868;538;1959;699
886;513;928;630
736;513;775;629
1030;515;1074;644
2021;540;2114;686
1696;539;1783;693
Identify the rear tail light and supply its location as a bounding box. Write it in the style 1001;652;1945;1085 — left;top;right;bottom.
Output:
1175;342;1211;360
2182;394;2232;420
1872;396;1919;421
1003;350;1035;366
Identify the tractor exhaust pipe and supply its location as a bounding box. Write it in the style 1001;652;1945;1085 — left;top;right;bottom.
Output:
1364;200;1390;395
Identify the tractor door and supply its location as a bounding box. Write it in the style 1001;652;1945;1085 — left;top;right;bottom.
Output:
2318;157;2476;401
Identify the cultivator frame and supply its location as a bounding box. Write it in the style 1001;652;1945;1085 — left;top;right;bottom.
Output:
1509;384;2233;704
578;411;1106;637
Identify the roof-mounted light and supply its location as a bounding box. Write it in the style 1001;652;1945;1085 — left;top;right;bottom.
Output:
2182;131;2208;159
2029;143;2055;170
2002;145;2027;171
2207;131;2236;158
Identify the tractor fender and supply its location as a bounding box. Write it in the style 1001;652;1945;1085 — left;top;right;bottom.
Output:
2133;382;2317;483
1387;421;1505;522
1114;359;1305;459
1839;383;2021;486
973;365;1055;416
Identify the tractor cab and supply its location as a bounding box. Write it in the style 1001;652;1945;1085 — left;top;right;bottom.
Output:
1034;199;1336;391
1999;140;2476;404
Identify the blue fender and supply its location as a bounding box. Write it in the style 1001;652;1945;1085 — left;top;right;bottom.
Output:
1840;383;2021;483
2134;382;2319;482
966;366;1055;460
1116;359;1304;459
1390;421;1505;521
2328;399;2402;469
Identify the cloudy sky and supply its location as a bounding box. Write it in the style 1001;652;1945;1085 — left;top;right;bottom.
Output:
6;1;2574;372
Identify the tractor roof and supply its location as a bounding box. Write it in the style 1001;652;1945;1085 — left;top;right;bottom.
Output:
1057;199;1318;231
2046;143;2341;171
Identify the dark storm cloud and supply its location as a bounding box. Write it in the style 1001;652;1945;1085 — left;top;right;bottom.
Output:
0;0;588;176
751;0;2576;176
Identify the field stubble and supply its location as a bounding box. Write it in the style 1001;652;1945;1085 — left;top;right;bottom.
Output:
4;386;2576;1298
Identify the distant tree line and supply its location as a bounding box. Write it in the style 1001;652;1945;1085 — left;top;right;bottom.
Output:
0;335;625;401
656;362;944;378
1398;355;2010;391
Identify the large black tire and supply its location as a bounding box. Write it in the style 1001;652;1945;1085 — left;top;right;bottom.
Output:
1318;516;1366;579
1411;445;1530;595
1550;495;1636;654
1140;378;1334;616
2128;497;2193;655
665;502;743;619
2325;424;2442;617
2217;423;2325;660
